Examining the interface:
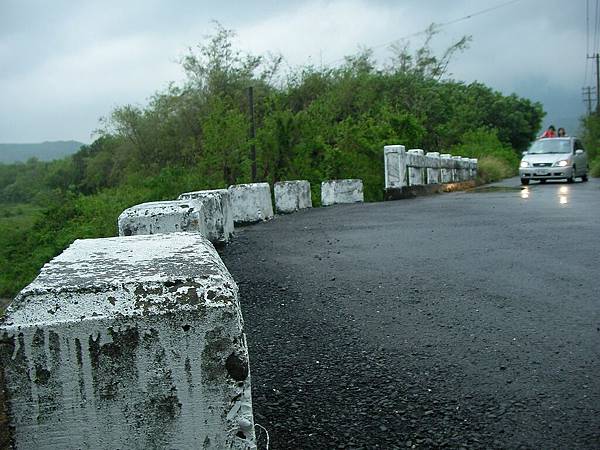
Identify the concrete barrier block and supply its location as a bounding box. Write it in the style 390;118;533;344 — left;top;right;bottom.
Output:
425;152;441;184
178;189;234;245
407;149;425;186
321;179;364;206
0;233;255;449
274;180;312;214
118;200;207;237
460;157;471;180
470;158;478;177
440;153;453;184
228;183;274;225
451;156;462;181
384;145;406;188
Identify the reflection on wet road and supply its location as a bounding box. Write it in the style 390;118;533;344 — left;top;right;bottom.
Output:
515;180;589;206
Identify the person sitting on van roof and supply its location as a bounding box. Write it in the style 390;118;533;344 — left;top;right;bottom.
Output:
541;125;556;138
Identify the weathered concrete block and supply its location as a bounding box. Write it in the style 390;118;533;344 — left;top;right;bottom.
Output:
425;152;441;184
228;183;274;225
118;200;208;238
274;180;312;214
407;149;425;186
178;189;234;245
460;157;471;181
321;179;364;206
440;153;453;183
451;156;463;182
384;145;406;188
0;233;255;449
469;158;478;178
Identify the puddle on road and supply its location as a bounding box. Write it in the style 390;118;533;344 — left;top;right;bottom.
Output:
466;186;523;193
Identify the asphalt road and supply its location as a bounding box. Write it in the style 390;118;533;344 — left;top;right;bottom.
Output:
220;177;600;449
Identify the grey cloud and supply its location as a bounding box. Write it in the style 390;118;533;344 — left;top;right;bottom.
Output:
0;0;589;142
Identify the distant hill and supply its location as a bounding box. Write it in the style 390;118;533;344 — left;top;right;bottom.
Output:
0;140;85;164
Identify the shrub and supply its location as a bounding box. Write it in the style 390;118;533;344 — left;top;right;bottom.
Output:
591;159;600;177
476;155;515;183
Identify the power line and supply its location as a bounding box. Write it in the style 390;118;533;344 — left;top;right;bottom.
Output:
585;0;590;86
587;0;590;56
436;0;523;28
323;0;526;66
593;0;600;53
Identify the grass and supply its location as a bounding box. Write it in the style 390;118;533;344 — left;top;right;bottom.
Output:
590;159;600;177
0;203;45;298
476;155;517;184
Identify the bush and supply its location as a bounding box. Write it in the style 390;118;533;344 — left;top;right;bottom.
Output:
591;159;600;177
449;127;518;183
476;155;515;183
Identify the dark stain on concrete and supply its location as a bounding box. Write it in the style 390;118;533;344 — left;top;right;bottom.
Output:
225;352;249;381
201;328;231;383
89;327;139;401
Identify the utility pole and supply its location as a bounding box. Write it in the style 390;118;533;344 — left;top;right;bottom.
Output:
247;86;257;182
582;86;594;115
587;53;600;114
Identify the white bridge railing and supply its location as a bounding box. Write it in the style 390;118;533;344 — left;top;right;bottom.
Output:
384;145;477;189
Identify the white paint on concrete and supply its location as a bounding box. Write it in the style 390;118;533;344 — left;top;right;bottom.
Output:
117;200;208;238
274;180;312;214
321;179;364;206
470;158;478;178
0;233;255;449
451;156;463;182
425;152;441;184
440;154;453;183
384;145;406;188
460;157;471;181
407;149;425;186
228;183;274;225
178;189;234;245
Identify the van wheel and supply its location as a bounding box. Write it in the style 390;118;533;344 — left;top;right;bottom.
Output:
582;174;589;182
521;178;529;185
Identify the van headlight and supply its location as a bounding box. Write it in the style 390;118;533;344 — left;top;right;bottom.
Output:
520;161;530;168
554;160;569;167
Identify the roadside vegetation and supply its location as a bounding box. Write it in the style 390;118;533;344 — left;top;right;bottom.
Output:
580;114;600;177
0;24;543;298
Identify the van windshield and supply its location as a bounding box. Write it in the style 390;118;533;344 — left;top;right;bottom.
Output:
528;139;571;154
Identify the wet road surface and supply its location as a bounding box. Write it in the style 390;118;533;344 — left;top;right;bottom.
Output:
220;177;600;449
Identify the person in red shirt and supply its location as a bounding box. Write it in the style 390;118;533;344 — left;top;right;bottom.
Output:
541;125;556;138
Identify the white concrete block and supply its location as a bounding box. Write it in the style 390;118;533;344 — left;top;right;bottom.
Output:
425;152;441;184
384;145;406;188
460;157;471;181
451;156;462;182
178;189;234;245
440;153;453;183
274;180;312;214
118;200;208;237
0;233;255;449
321;179;364;206
228;183;274;225
470;158;478;178
407;149;425;186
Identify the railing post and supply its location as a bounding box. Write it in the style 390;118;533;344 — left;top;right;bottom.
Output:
384;145;406;188
451;156;462;182
440;154;452;183
407;149;425;185
426;152;441;184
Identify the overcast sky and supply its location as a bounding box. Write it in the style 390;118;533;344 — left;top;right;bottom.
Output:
0;0;590;143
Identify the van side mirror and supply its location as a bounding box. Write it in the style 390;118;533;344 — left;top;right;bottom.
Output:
575;149;584;155
522;151;528;156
